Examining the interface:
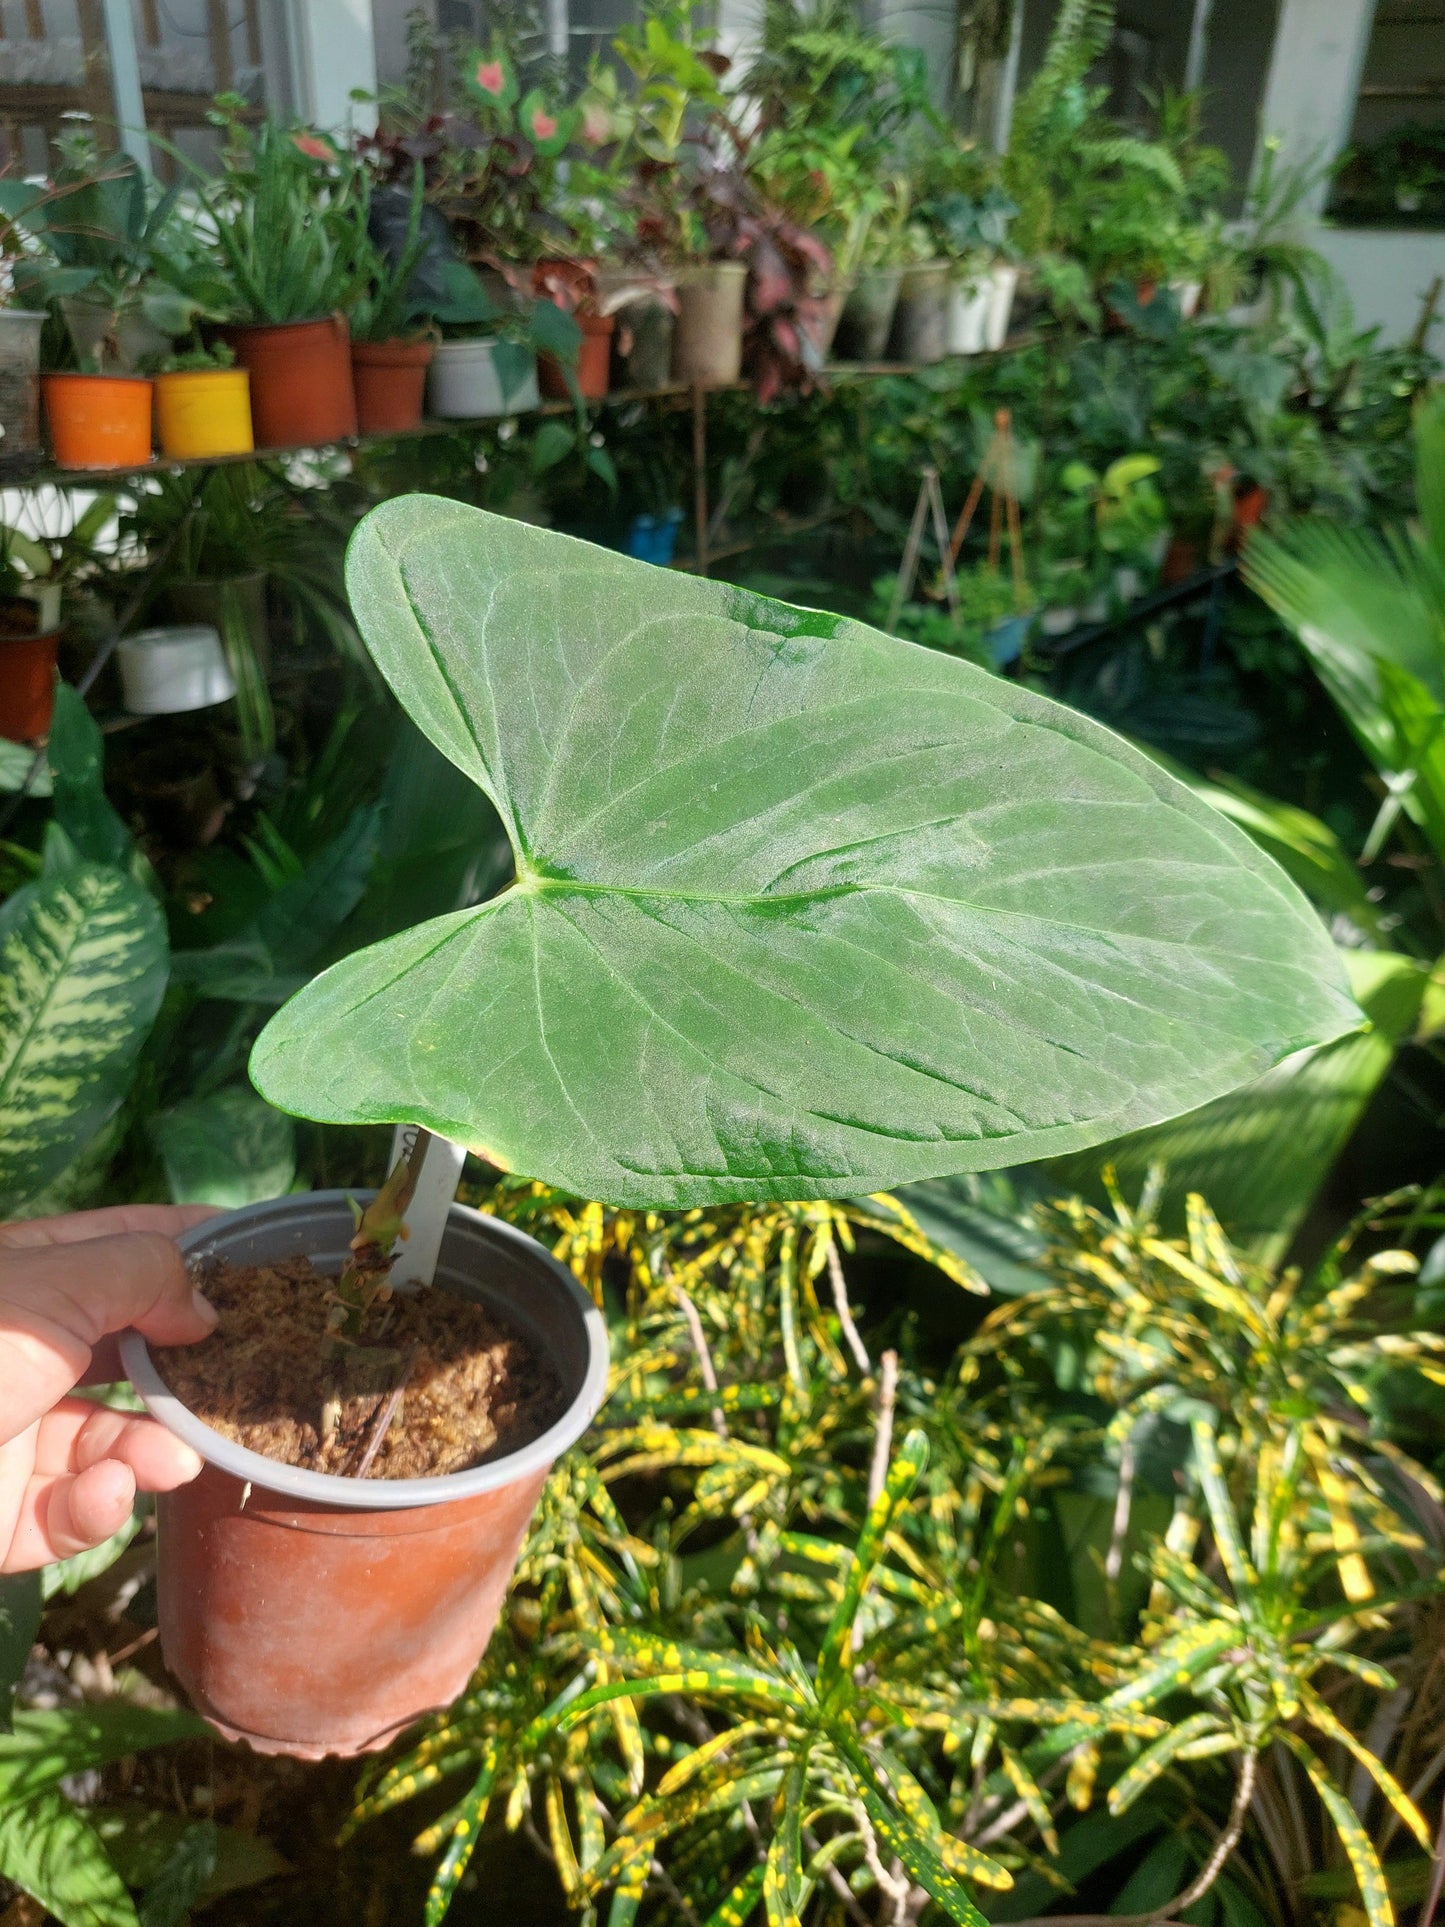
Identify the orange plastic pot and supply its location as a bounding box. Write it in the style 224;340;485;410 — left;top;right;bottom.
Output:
0;625;58;739
540;312;615;401
120;1193;609;1760
221;314;356;450
43;372;152;469
351;337;435;434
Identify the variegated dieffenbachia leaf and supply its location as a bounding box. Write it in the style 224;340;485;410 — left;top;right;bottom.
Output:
0;832;167;1216
252;498;1359;1209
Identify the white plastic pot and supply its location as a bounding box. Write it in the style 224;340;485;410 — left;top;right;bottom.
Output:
984;265;1021;351
946;277;991;356
1170;279;1203;320
428;339;540;419
1039;606;1079;637
117;624;235;715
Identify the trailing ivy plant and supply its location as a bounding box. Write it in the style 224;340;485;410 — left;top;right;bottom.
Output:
251;497;1357;1203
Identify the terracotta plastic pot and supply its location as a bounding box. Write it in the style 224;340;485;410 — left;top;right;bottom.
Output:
672;262;747;387
837;268;902;361
351;337;435;434
0;309;46;456
540;312;615;401
889;261;950;365
120;1193;609;1759
222;314;356;450
154;368;254;460
0;622;59;740
1229;482;1269;550
1162;534;1205;585
44;373;153;470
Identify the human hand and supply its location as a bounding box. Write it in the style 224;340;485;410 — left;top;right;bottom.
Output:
0;1205;219;1573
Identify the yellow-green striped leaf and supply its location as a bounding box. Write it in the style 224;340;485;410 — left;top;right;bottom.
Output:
0;850;166;1214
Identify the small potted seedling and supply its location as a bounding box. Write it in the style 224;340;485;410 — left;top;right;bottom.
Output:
122;496;1360;1759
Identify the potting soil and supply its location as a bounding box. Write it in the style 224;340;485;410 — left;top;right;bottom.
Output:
155;1255;565;1478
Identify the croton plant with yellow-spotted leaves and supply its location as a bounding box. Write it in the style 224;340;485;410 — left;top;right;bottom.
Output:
347;1174;1445;1927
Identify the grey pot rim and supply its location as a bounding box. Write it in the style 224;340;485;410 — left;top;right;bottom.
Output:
119;1192;610;1512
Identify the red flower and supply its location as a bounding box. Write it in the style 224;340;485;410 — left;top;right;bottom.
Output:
475;60;506;97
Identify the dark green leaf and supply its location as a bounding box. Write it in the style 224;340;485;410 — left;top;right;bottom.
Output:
0;852;168;1215
252;502;1359;1209
0;1787;137;1927
152;1085;296;1207
138;1820;217;1927
0;1573;40;1731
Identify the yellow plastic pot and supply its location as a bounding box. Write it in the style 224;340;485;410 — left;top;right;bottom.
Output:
154;367;254;459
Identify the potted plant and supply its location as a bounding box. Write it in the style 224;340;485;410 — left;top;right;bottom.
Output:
148;339;253;460
0;521;62;739
118;497;1358;1758
201;108;370;448
911;140;1018;356
428;288;578;419
532;257;615;402
566;61;679;391
0;195;49;458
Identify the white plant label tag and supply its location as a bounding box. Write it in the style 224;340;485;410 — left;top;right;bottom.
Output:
387;1124;467;1289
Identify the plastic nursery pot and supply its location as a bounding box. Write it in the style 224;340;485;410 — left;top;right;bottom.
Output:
221;314;357;450
0;309;46;456
671;261;748;387
154;368;254;460
0;612;59;740
43;373;153;470
837;268;903;361
351;337;435;435
428;338;540;419
945;276;991;356
596;270;676;392
540;311;615;402
116;624;236;716
804;277;853;365
984;264;1021;351
120;1194;608;1760
889;261;951;365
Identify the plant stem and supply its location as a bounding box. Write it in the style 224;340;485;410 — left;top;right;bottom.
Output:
868;1350;899;1508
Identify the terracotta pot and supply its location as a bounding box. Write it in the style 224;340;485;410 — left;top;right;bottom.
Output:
351;337;435;435
0;618;58;739
540;312;615;401
43;373;153;470
1229;482;1269;551
119;1193;609;1759
221;314;356;450
672;262;747;387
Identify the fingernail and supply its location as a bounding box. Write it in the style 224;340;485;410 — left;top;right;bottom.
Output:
191;1288;219;1330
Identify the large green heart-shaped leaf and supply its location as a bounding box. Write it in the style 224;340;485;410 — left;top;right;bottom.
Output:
251;498;1359;1208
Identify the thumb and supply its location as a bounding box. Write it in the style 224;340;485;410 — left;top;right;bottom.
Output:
0;1231;217;1445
